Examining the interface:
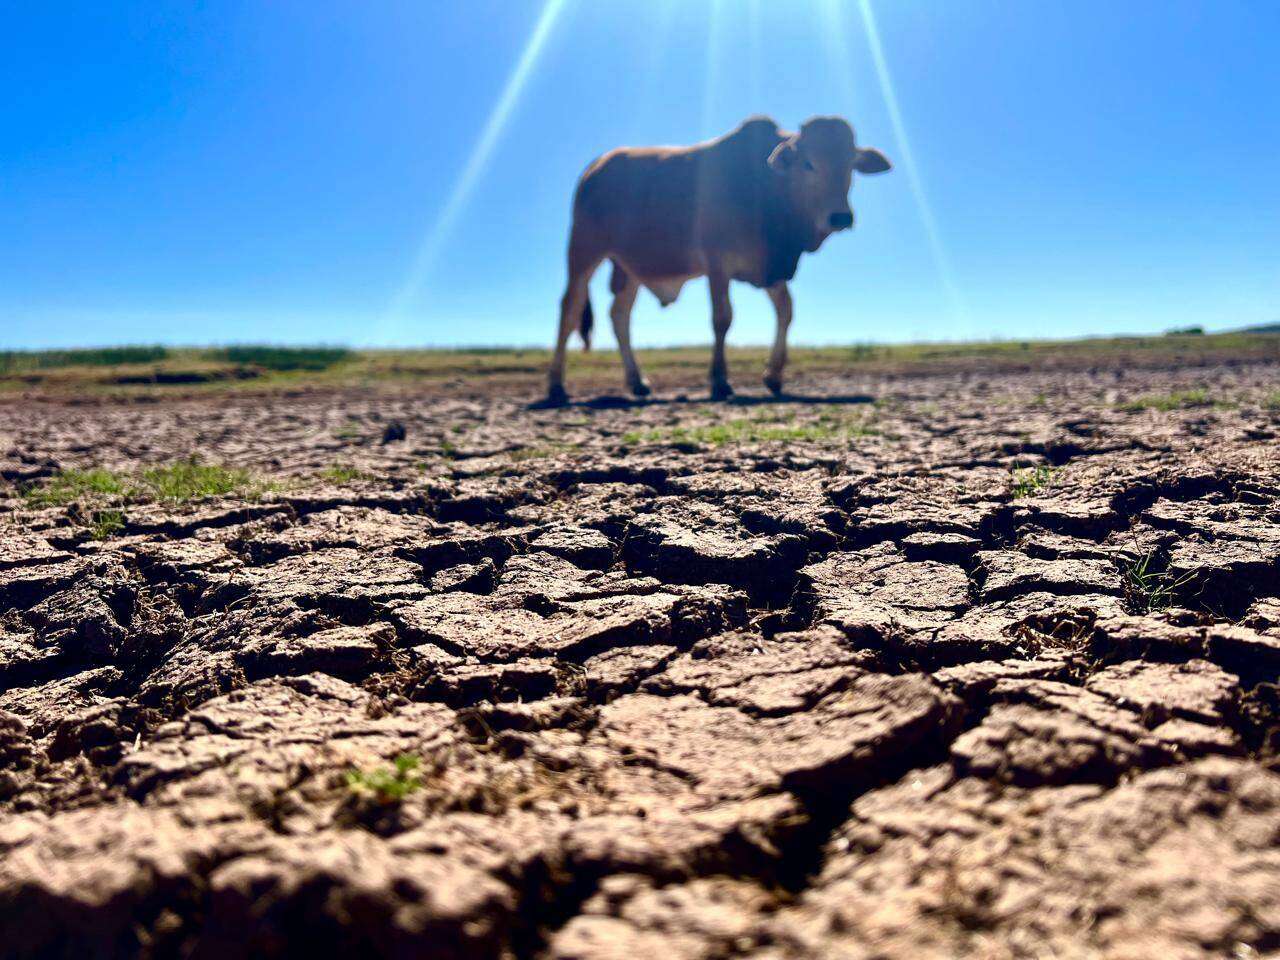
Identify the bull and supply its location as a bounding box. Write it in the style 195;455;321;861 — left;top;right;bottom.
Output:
545;115;891;404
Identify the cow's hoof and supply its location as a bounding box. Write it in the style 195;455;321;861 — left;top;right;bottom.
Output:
629;380;652;399
763;375;784;397
543;384;570;407
710;380;735;402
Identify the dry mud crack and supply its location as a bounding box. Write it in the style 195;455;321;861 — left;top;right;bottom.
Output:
1;359;1279;958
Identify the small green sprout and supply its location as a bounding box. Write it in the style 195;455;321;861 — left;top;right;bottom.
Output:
320;464;367;484
1010;465;1055;499
90;509;125;540
345;754;423;804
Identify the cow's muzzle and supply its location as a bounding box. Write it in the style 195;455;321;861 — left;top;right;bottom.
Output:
829;211;854;231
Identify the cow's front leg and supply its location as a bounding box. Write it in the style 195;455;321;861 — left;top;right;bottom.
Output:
708;270;734;400
763;282;793;396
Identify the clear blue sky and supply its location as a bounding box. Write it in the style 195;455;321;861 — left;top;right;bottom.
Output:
3;1;1278;350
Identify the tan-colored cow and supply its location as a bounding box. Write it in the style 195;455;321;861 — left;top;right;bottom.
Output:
545;115;891;404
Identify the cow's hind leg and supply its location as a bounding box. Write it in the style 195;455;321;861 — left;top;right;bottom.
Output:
547;246;603;404
608;262;648;398
763;282;793;396
707;269;734;401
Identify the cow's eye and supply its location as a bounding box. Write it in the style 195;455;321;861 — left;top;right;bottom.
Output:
803;158;816;172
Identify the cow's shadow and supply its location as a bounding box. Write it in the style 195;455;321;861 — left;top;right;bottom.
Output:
527;391;875;411
728;392;876;407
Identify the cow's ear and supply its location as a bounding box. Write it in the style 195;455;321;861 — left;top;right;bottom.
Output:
767;139;798;173
853;147;892;174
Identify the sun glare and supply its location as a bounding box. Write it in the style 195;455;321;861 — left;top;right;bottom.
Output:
701;0;725;139
384;0;572;331
818;0;864;114
636;0;679;129
746;0;763;111
854;0;969;326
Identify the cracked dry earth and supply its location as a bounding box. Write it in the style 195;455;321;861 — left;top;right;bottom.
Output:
1;360;1280;960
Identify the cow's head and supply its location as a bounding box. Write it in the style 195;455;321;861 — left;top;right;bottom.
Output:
767;116;891;251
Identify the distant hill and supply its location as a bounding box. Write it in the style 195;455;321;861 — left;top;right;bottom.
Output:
1166;322;1280;336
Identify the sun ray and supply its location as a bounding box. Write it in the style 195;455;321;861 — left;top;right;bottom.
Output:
818;0;863;115
855;0;969;326
384;0;572;331
701;0;724;139
635;0;679;130
746;0;763;112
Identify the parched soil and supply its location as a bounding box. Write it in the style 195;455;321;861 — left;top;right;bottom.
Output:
1;356;1279;959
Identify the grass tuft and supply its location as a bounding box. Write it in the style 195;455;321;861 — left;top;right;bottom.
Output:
23;468;127;507
1120;389;1215;412
320;464;368;484
216;345;352;372
141;461;249;502
1123;551;1197;614
345;754;422;804
1010;465;1055;499
22;460;256;523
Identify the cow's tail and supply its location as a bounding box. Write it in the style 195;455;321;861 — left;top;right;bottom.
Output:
579;298;594;351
